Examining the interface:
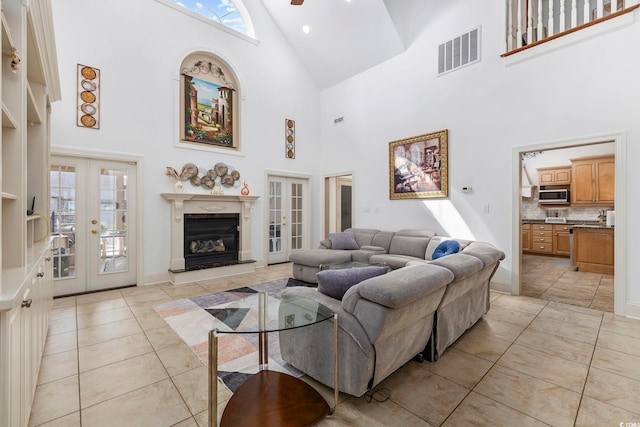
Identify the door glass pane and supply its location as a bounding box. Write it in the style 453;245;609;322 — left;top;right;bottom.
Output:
290;183;303;250
50;165;77;279
99;168;128;273
269;182;282;253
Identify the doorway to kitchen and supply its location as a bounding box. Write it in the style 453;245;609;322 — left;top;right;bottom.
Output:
513;132;626;315
323;173;353;238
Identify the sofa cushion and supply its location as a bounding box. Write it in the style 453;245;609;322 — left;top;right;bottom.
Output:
388;229;434;259
425;237;472;260
317;266;389;300
432;240;460;259
289;249;352;267
330;232;359;250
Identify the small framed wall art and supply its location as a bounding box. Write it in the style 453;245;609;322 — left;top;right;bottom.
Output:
389;129;448;199
285;119;295;159
77;64;100;129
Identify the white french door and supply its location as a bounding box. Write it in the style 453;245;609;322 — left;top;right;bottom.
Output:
50;155;137;296
267;176;308;264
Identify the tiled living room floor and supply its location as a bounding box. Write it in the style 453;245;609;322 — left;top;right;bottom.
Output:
31;262;640;426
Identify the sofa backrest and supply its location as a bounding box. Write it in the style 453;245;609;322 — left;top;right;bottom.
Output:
370;231;395;252
425;236;473;260
388;229;435;259
344;228;380;248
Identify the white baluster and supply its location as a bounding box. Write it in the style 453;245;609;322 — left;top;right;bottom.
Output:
537;0;544;40
597;0;604;18
571;0;578;27
584;0;591;23
560;0;566;32
517;0;524;47
548;0;555;36
508;0;514;51
527;0;534;44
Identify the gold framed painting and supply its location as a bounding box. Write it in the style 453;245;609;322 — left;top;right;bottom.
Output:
389;129;448;199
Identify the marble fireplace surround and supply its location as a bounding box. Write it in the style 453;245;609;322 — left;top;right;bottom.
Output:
161;193;259;285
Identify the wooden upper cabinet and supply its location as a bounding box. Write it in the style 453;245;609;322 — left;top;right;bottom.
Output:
570;155;615;206
537;166;571;185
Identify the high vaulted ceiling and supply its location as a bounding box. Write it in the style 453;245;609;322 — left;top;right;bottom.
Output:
260;0;414;89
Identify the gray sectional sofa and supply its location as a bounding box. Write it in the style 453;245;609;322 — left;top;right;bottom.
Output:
280;228;505;397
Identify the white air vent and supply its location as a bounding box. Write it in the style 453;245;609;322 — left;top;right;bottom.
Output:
438;26;481;76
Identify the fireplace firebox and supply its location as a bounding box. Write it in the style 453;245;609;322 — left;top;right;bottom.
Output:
184;213;239;270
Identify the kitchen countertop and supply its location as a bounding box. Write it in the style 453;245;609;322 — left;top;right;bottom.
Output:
523;219;613;229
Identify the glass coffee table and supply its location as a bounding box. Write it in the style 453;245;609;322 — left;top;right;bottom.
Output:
208;292;337;427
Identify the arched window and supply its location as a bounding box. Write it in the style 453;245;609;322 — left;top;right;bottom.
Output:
159;0;254;38
180;52;240;151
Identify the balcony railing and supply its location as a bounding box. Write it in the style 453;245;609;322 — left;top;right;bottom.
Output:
504;0;639;55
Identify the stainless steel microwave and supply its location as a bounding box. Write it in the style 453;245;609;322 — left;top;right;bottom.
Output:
538;187;570;204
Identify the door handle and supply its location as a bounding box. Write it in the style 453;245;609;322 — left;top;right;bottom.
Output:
92;220;98;225
91;229;98;234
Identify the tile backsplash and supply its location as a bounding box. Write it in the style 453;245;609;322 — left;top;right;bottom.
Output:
522;191;613;221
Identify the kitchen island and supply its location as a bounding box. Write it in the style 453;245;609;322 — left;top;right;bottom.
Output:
572;224;614;275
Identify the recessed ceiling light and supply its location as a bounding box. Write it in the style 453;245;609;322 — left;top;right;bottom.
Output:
302;24;311;34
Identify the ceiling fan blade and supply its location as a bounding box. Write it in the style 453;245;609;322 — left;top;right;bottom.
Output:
291;0;304;5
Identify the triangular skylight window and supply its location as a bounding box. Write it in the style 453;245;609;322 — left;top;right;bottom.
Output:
160;0;253;37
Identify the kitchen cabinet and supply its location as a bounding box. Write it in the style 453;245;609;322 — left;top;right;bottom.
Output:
573;226;614;275
527;223;553;254
553;224;572;256
537;166;571;185
570;155;615;206
521;223;531;251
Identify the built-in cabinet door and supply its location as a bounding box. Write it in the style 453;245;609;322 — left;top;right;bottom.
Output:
553;225;572;256
267;176;308;264
571;155;614;206
50;156;137;296
521;224;531;252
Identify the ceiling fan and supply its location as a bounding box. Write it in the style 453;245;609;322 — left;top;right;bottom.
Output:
291;0;304;5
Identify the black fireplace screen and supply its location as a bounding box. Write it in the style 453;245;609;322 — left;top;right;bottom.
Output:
184;213;239;269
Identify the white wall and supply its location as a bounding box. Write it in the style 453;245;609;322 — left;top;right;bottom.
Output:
319;1;640;307
49;0;322;281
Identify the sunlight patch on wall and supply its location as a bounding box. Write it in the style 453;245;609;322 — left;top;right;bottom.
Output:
422;200;476;240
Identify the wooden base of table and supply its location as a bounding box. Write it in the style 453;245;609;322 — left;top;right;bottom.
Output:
220;370;330;427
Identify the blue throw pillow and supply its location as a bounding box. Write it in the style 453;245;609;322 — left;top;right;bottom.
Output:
329;232;359;250
316;266;389;300
432;240;460;260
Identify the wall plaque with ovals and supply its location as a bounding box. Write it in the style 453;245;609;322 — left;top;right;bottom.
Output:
80;91;96;103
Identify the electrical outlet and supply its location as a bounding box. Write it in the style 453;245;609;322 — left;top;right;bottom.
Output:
482;204;490;214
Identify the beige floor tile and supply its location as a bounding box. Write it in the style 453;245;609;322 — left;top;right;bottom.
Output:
474;365;581;427
37;349;78;385
172;366;209;415
575;396;640;426
317;395;434;427
197;277;236;293
162;283;208;299
49;305;77;321
33;411;81;427
172;417;199;427
583;367;640;416
75;289;124;305
75;297;128;314
379;363;469;426
124;290;172;306
228;273;264;287
422;348;493;389
515;328;595;365
529;315;599;344
601;315;640;340
483;304;536;328
597;330;640;356
28;376;80;426
80;352;168;408
47;316;77;336
78;332;154;372
145;326;185;351
43;330;77;356
537;303;603;329
120;284;164;296
156;342;204;376
129;303;160;318
452;331;513;362
591;346;640;383
136;311;170;331
546;300;604;318
459;317;525;345
497;343;589;392
491;295;548;316
540;288;593;308
80;379;191;427
77;318;142;348
52;296;76;309
76;306;134;329
442;391;548;427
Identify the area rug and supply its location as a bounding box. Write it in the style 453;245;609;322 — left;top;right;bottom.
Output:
154;278;314;392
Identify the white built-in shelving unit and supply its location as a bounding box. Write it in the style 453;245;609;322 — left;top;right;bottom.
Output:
0;0;60;426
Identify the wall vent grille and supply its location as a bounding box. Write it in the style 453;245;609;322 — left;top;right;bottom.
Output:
438;26;481;76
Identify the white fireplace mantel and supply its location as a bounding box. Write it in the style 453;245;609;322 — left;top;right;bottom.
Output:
161;193;260;284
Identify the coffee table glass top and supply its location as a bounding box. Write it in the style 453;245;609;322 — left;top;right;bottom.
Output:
319;260;387;270
211;292;334;334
